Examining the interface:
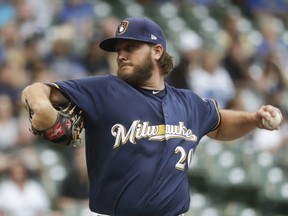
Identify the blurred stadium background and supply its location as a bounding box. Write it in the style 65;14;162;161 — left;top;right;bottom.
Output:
0;0;288;215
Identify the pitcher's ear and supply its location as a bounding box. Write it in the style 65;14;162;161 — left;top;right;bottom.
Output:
152;44;164;60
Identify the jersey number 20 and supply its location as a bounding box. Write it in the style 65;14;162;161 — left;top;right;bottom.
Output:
175;147;194;171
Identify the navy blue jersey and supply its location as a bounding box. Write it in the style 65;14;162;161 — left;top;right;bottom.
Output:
49;75;220;216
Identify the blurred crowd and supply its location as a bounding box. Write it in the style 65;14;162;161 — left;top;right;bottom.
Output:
0;0;288;215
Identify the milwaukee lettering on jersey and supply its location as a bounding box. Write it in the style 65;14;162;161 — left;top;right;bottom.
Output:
111;120;198;148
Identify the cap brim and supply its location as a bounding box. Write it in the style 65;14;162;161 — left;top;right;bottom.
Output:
99;38;119;52
99;37;152;52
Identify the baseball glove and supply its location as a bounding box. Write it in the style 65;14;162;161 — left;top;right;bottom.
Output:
26;100;84;146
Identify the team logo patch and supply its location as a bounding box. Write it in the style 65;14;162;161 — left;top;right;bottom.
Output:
117;21;129;35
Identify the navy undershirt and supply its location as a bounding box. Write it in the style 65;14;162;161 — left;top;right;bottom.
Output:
137;88;166;99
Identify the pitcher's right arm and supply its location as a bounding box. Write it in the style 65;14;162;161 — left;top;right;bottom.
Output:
22;82;69;130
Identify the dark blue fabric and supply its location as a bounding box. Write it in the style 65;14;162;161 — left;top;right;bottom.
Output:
53;75;220;216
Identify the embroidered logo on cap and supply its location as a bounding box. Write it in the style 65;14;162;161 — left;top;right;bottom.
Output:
117;21;129;35
151;34;157;40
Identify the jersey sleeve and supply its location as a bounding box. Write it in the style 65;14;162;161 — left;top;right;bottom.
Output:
46;75;111;113
189;94;221;138
202;98;221;131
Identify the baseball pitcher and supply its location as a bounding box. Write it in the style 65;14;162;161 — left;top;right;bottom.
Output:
22;17;283;216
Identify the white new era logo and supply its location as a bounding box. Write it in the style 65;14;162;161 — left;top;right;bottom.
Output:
151;34;157;40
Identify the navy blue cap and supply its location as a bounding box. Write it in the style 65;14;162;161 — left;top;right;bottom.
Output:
99;17;166;52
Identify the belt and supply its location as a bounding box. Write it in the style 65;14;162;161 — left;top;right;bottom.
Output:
89;210;185;216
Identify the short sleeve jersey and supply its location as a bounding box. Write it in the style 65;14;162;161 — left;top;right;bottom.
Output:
50;75;220;216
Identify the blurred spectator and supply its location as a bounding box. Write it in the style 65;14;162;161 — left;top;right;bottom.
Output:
0;0;16;62
187;0;219;7
222;40;253;88
0;44;4;65
0;62;22;104
56;0;95;40
253;52;286;103
99;16;121;40
27;58;56;83
232;0;288;21
0;156;50;216
12;0;52;40
0;1;16;28
81;16;120;76
45;37;87;81
253;15;288;84
220;10;255;88
244;0;288;20
82;39;111;76
168;29;203;89
57;146;89;216
96;16;121;75
0;21;22;62
168;54;190;89
23;36;44;73
251;128;285;154
0;94;20;151
81;17;120;76
225;89;246;111
187;48;235;109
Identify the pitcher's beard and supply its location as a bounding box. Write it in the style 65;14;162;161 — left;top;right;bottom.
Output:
117;57;153;87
